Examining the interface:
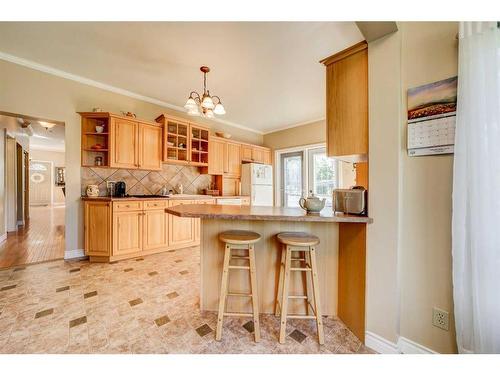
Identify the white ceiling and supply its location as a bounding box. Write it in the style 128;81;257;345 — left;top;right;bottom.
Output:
0;22;363;134
0;114;65;152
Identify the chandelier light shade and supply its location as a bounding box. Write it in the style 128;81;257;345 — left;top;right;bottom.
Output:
185;66;225;118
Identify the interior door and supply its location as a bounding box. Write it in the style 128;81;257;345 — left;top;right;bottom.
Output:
280;151;304;207
29;160;52;206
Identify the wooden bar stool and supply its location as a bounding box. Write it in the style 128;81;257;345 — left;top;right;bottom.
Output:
216;230;261;342
275;232;324;345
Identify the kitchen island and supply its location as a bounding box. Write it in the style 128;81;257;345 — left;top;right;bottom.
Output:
166;204;372;342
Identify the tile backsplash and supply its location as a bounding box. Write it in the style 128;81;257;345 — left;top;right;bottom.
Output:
81;164;213;197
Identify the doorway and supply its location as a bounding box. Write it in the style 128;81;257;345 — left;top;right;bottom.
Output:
277;144;341;208
0;112;65;269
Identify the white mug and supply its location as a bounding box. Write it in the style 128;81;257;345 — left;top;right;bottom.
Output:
86;184;99;197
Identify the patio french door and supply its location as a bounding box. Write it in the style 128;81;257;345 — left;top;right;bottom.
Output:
279;146;338;208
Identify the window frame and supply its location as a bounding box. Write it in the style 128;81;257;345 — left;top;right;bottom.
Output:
274;143;340;207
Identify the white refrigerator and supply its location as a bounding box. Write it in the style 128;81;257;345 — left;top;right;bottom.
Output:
241;163;273;206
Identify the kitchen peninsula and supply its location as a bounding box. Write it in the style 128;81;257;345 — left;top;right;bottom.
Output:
166;204;372;342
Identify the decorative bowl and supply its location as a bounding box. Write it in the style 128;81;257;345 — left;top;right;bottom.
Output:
215;132;231;139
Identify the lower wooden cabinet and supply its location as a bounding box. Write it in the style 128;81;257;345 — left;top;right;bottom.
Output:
84;199;200;262
168;200;195;247
113;211;143;256
143;209;168;251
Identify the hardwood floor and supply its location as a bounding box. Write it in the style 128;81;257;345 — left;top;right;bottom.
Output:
0;205;65;269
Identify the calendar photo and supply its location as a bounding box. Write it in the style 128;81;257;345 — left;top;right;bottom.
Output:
407;77;458;156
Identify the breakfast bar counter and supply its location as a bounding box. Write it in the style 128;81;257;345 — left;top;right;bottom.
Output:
167;204;372;342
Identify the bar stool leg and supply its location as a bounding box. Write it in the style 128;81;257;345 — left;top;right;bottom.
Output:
279;245;292;344
275;244;286;316
248;244;261;342
304;250;313;316
309;246;324;345
216;244;232;341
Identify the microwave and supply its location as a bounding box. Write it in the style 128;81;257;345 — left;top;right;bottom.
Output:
333;187;367;215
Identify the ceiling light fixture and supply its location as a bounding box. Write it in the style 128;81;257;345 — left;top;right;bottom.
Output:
39;121;56;131
184;66;226;118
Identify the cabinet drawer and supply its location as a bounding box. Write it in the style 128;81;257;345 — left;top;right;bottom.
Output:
113;201;143;211
144;200;168;210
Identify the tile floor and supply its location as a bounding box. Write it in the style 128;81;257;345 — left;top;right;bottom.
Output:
0;246;374;354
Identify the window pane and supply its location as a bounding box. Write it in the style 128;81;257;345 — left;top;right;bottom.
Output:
282;154;303;208
311;151;337;206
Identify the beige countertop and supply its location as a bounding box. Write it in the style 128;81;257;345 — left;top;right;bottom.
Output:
166;204;373;224
81;195;249;201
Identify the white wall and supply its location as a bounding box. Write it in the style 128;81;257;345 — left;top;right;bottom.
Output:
367;22;458;354
0;130;5;239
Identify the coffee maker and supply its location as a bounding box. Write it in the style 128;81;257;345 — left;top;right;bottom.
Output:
114;181;126;197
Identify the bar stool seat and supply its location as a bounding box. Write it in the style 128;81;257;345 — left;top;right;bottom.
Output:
219;230;261;244
276;232;319;247
216;230;261;342
275;231;324;345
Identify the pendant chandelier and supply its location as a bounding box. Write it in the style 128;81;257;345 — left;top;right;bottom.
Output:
184;66;226;118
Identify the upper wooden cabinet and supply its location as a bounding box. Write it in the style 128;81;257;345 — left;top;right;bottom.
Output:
321;41;368;162
224;142;242;177
79;112;162;170
138;123;163;170
208;137;225;175
241;144;272;165
241;145;253;162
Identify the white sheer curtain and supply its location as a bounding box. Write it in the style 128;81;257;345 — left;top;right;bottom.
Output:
452;21;500;354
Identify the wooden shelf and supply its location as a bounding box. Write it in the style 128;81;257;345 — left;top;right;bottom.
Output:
84;148;109;152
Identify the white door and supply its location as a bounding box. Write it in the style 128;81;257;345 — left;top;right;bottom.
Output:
29;160;52;206
252;184;273;206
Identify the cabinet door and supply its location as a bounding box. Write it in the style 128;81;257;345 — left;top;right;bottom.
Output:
168;200;195;246
139;123;162;170
143;209;167;251
252;147;264;163
225;142;241;177
194;199;216;241
326;46;368;157
84;202;111;256
262;149;272;165
222;177;240;196
241;145;253;161
110;117;139;169
208;138;225;175
113;211;143;255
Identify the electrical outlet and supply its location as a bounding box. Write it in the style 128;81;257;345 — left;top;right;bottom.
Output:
432;307;450;331
106;181;116;189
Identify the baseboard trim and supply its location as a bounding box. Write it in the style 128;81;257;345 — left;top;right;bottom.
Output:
397;336;438;354
365;331;399;354
0;233;6;244
64;248;86;260
365;331;438;354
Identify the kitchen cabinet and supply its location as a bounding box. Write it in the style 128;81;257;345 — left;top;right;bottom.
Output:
113;211;143;256
194;198;216;241
168;200;195;247
208;137;225;175
224;142;241;177
139;123;163;170
155;114;209;167
79;112;162;170
321;41;368;162
84;198;202;262
110;117;139;169
143;208;168;251
84;201;111;257
241;145;253;162
222;177;240;196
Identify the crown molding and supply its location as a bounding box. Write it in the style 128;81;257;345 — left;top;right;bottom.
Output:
0;51;263;135
262;117;326;135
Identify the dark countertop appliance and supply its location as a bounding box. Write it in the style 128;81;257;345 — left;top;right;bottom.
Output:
114;181;126;197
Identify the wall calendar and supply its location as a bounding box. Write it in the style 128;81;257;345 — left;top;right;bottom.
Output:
407;76;458;156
